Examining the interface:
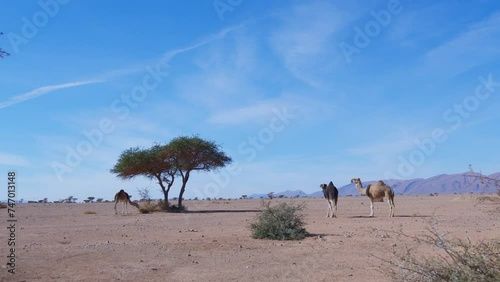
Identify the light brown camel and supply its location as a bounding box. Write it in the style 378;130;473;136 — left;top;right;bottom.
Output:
351;178;395;217
114;189;140;215
320;181;338;218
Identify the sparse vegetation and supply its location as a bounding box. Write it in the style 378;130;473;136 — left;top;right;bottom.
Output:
138;201;163;213
0;202;6;209
250;201;307;240
380;223;500;282
467;165;500;196
83;210;97;215
111;136;232;210
137;187;153;203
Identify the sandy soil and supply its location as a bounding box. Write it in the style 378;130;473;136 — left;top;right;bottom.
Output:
1;194;499;282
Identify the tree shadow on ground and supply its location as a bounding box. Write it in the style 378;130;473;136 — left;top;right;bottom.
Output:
348;215;431;219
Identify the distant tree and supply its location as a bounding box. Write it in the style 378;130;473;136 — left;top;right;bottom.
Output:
87;197;95;203
137;187;153;203
241;195;248;199
166;136;232;209
267;192;274;199
110;144;177;209
0;32;9;58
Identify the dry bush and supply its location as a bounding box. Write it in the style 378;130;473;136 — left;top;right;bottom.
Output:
137;200;187;213
83;210;97;215
379;223;500;281
0;203;7;209
139;201;162;213
250;201;307;240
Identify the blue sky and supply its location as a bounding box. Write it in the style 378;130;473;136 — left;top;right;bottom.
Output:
1;0;499;201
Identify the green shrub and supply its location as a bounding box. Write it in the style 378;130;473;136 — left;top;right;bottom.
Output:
250;201;307;240
382;226;500;282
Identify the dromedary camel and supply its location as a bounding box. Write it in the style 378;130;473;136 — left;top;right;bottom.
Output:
351;178;395;217
114;189;140;215
320;181;338;218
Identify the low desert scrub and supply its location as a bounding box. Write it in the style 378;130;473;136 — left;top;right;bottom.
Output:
379;223;500;281
138;201;163;213
83;210;97;215
0;202;6;209
137;200;188;213
250;201;307;240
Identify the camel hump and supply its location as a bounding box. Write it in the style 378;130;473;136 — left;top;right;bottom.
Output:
328;181;335;188
377;180;385;185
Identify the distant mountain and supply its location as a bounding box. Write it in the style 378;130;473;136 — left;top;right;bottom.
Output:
249;190;308;199
249;171;499;199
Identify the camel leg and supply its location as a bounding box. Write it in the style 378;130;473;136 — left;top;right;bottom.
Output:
332;199;337;218
388;198;395;217
369;200;374;217
333;199;338;218
121;202;126;215
114;201;118;215
330;201;334;218
326;201;332;218
387;198;391;217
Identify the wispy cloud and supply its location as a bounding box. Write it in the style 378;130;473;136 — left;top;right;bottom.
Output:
0;152;30;166
270;1;350;87
1;24;244;111
208;103;276;125
0;79;103;109
158;24;244;66
418;12;500;77
208;94;334;125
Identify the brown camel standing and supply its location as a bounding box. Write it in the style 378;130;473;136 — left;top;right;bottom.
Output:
114;189;140;215
351;178;395;217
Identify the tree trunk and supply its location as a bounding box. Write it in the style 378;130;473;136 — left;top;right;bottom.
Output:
178;171;190;209
156;175;169;209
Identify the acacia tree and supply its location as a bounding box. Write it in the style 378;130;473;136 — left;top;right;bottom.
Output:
166;136;232;209
0;32;9;58
110;144;177;209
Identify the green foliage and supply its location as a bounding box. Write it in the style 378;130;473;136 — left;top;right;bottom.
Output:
382;226;500;282
250;201;307;240
166;135;232;209
111;136;232;210
110;144;177;209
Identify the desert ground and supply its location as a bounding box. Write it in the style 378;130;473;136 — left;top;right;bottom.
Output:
1;194;499;282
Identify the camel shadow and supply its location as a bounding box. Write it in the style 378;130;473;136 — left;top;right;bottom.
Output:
348;215;431;219
186;209;261;214
306;233;342;238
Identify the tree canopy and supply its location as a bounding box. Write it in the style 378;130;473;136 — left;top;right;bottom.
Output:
166;136;232;209
110;136;232;210
110;144;177;208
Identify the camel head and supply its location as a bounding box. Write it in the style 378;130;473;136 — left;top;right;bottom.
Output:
351;178;361;185
320;184;327;190
130;201;140;209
